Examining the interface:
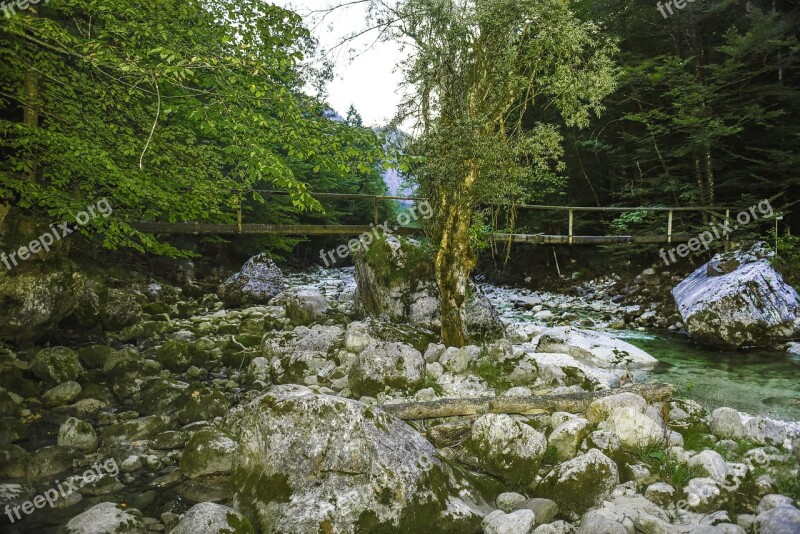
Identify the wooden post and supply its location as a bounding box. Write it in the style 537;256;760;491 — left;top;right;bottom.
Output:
568;210;574;245
724;209;731;251
236;195;242;233
667;210;673;244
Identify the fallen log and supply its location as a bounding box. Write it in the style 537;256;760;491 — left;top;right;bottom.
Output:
381;382;675;420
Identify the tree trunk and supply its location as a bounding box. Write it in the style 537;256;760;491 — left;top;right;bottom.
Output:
434;166;478;348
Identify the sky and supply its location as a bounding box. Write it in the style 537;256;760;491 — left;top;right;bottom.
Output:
271;0;407;128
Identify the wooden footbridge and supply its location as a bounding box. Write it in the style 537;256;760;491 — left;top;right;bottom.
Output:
131;190;751;246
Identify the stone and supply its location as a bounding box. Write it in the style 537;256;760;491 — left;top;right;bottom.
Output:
27;446;84;480
710;408;747;440
439;347;473;373
155;340;206;373
348;341;425;397
757;494;797;514
273;287;329;325
462;413;547;486
64;502;145;534
586;392;647;423
548;418;592;462
219;254;285;308
481;509;537;534
513;499;558;525
98;415;170;448
180;427;236;478
535;449;619;520
32;347;84;384
754;506;800;534
687;450;728;483
229;385;491;533
344;321;373;353
42;381;82;407
684;478;724;513
672;246;800;348
534;327;657;369
599;407;664;448
745;416;788;445
644;482;675;508
0;444;28;478
575;511;626;534
264;325;344;384
171;502;253;534
57;417;97;452
497;492;527;513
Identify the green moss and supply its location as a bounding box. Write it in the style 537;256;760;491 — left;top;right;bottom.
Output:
220;512;255;534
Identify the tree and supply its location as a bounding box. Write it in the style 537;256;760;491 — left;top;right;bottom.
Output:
352;0;617;345
0;0;384;257
346;104;364;127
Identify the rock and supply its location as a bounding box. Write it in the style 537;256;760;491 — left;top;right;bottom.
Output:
180;427;236;478
754;505;800;534
598;407;664;449
757;495;797;514
64;502;145;534
439;346;473;373
58;417;97;452
575;511;626;534
497;492;527;513
0;270;86;344
672;246;800;348
461;414;547;486
98;415;170;448
687;450;728;483
353;235;503;339
745;416;788;445
177;387;229;425
348;341;425;397
534;310;555;321
684;478;724;513
27;446;84;480
481;509;537;534
77;345;114;370
586;393;647;423
263;325;343;384
156;340;206;373
230;385;491;533
219;254;284;308
344;321;373;353
171;502;253;534
535;449;619;520
710;408;747;440
534;327;657;369
0;444;28;478
548;418;592;462
644;482;675;508
42;381;82;407
513;499;558;525
32;347;84;384
273;287;329;325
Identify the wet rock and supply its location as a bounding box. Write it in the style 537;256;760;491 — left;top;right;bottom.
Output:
43;381;82;407
348;341;424;397
58;417;97;452
672;246;800;348
535;449;619;520
219;254;285;308
171;502;253;534
180;427;235;478
32;346;84;384
27;446;84;480
64;502;145;534
481;509;536;534
229;385;491;533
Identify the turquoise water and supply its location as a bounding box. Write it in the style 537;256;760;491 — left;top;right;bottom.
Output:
619;330;800;422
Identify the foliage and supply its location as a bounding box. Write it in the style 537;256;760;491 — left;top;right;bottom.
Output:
632;444;700;490
0;0;386;257
768;230;800;288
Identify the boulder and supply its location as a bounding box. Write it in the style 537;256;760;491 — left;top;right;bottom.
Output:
586;393;647;424
461;414;547;486
0;270;86;344
263;325;343;384
534;327;657;369
219;254;285;308
598;407;664;449
754;505;800;534
535;449;619;520
229;385;491;533
672;246;800;348
32;347;84;384
481;509;537;534
710;407;747;440
180;427;236;479
42;381;82;408
548;418;592;462
687;450;728;483
171;502;253;534
353;235;503;339
58;417;97;452
348;341;425;397
276;287;330;325
64;502;145;534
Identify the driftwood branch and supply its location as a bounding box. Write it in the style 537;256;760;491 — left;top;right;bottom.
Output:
382;382;675;421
